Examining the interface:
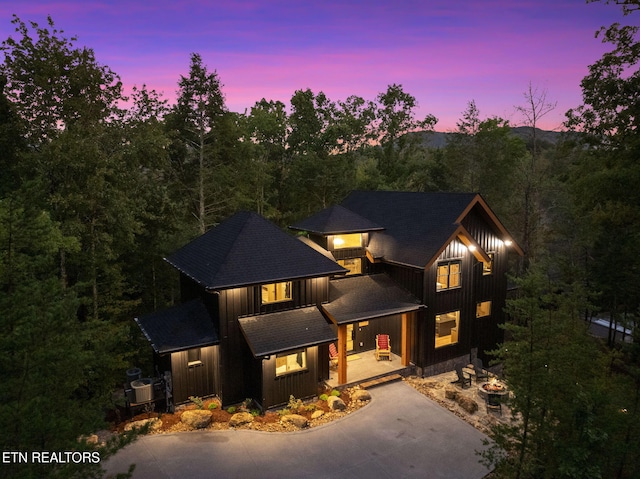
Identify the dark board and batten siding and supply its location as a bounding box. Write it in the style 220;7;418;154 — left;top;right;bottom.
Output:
216;277;330;405
261;346;320;408
169;346;220;404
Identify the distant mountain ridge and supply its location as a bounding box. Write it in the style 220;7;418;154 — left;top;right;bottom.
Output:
414;126;567;149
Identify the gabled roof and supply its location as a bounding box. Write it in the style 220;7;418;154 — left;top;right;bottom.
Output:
238;306;336;357
341;191;522;269
135;299;218;354
165;211;346;290
322;274;423;325
289;205;384;235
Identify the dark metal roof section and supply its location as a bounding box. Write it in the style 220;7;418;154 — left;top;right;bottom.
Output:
134;299;218;354
289;204;385;235
322;274;423;325
238;306;337;357
165;211;347;290
341;191;478;268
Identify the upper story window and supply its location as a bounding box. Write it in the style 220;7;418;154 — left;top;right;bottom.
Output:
337;258;362;275
483;253;494;275
436;260;461;291
261;281;292;304
332;233;362;249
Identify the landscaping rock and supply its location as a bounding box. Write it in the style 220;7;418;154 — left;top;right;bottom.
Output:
457;396;478;414
124;418;162;433
181;410;212;429
351;389;372;402
229;412;254;427
444;387;459;400
327;396;346;411
311;410;324;419
281;414;308;429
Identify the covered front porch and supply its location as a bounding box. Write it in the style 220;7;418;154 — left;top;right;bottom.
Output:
326;350;410;388
322;274;424;386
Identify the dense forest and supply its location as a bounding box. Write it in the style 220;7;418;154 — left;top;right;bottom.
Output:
1;1;639;477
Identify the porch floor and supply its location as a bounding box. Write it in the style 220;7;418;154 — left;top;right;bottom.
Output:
326;350;408;389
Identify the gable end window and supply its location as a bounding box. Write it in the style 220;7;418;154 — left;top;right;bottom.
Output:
436;260;461;291
262;281;292;304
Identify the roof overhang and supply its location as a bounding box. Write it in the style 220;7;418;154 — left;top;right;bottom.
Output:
456;194;525;257
238;306;336;357
322;274;424;325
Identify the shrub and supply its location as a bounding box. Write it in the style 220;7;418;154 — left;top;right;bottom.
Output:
208;402;218;410
189;396;204;409
330;390;340;397
278;408;291;417
319;393;329;401
226;406;237;414
250;409;260;417
287;394;303;412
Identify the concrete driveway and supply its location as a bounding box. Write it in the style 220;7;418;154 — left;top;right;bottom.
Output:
105;381;491;479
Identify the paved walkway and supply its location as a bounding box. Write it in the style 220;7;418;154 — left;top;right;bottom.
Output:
105;381;491;479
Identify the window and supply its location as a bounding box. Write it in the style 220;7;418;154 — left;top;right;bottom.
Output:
337;258;362;275
436;260;461;291
435;311;460;348
476;301;492;318
262;281;292;304
332;233;362;249
483;253;494;275
187;348;202;367
275;349;307;376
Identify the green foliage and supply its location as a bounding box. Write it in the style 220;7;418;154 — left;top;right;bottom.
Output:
319;393;329;401
208;402;218;410
287;394;304;413
226;406;237;414
330;390;341;397
189;396;204;409
481;265;611;478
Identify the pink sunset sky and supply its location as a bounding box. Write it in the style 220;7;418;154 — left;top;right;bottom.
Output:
0;0;630;131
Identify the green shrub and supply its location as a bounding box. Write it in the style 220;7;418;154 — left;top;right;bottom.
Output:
278;408;291;417
319;393;328;401
330;390;340;397
226;406;237;414
287;394;303;412
208;402;218;410
250;409;260;417
189;396;204;409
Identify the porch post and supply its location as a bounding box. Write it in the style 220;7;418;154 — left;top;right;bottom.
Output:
337;324;348;384
401;313;411;366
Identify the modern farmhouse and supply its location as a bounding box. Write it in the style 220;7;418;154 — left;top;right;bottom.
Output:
135;191;523;409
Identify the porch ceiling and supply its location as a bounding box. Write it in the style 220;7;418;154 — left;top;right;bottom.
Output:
322;274;423;325
239;306;337;357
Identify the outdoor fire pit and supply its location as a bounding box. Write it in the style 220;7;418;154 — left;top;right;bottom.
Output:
477;378;509;401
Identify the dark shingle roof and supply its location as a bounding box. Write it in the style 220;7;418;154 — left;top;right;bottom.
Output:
289;205;384;235
238;307;337;357
322;274;423;325
341;191;478;268
135;299;218;354
165;211;346;290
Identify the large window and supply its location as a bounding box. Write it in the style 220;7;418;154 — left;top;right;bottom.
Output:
275;349;307;376
261;281;292;304
435;310;460;348
332;233;362;249
436;260;461;291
